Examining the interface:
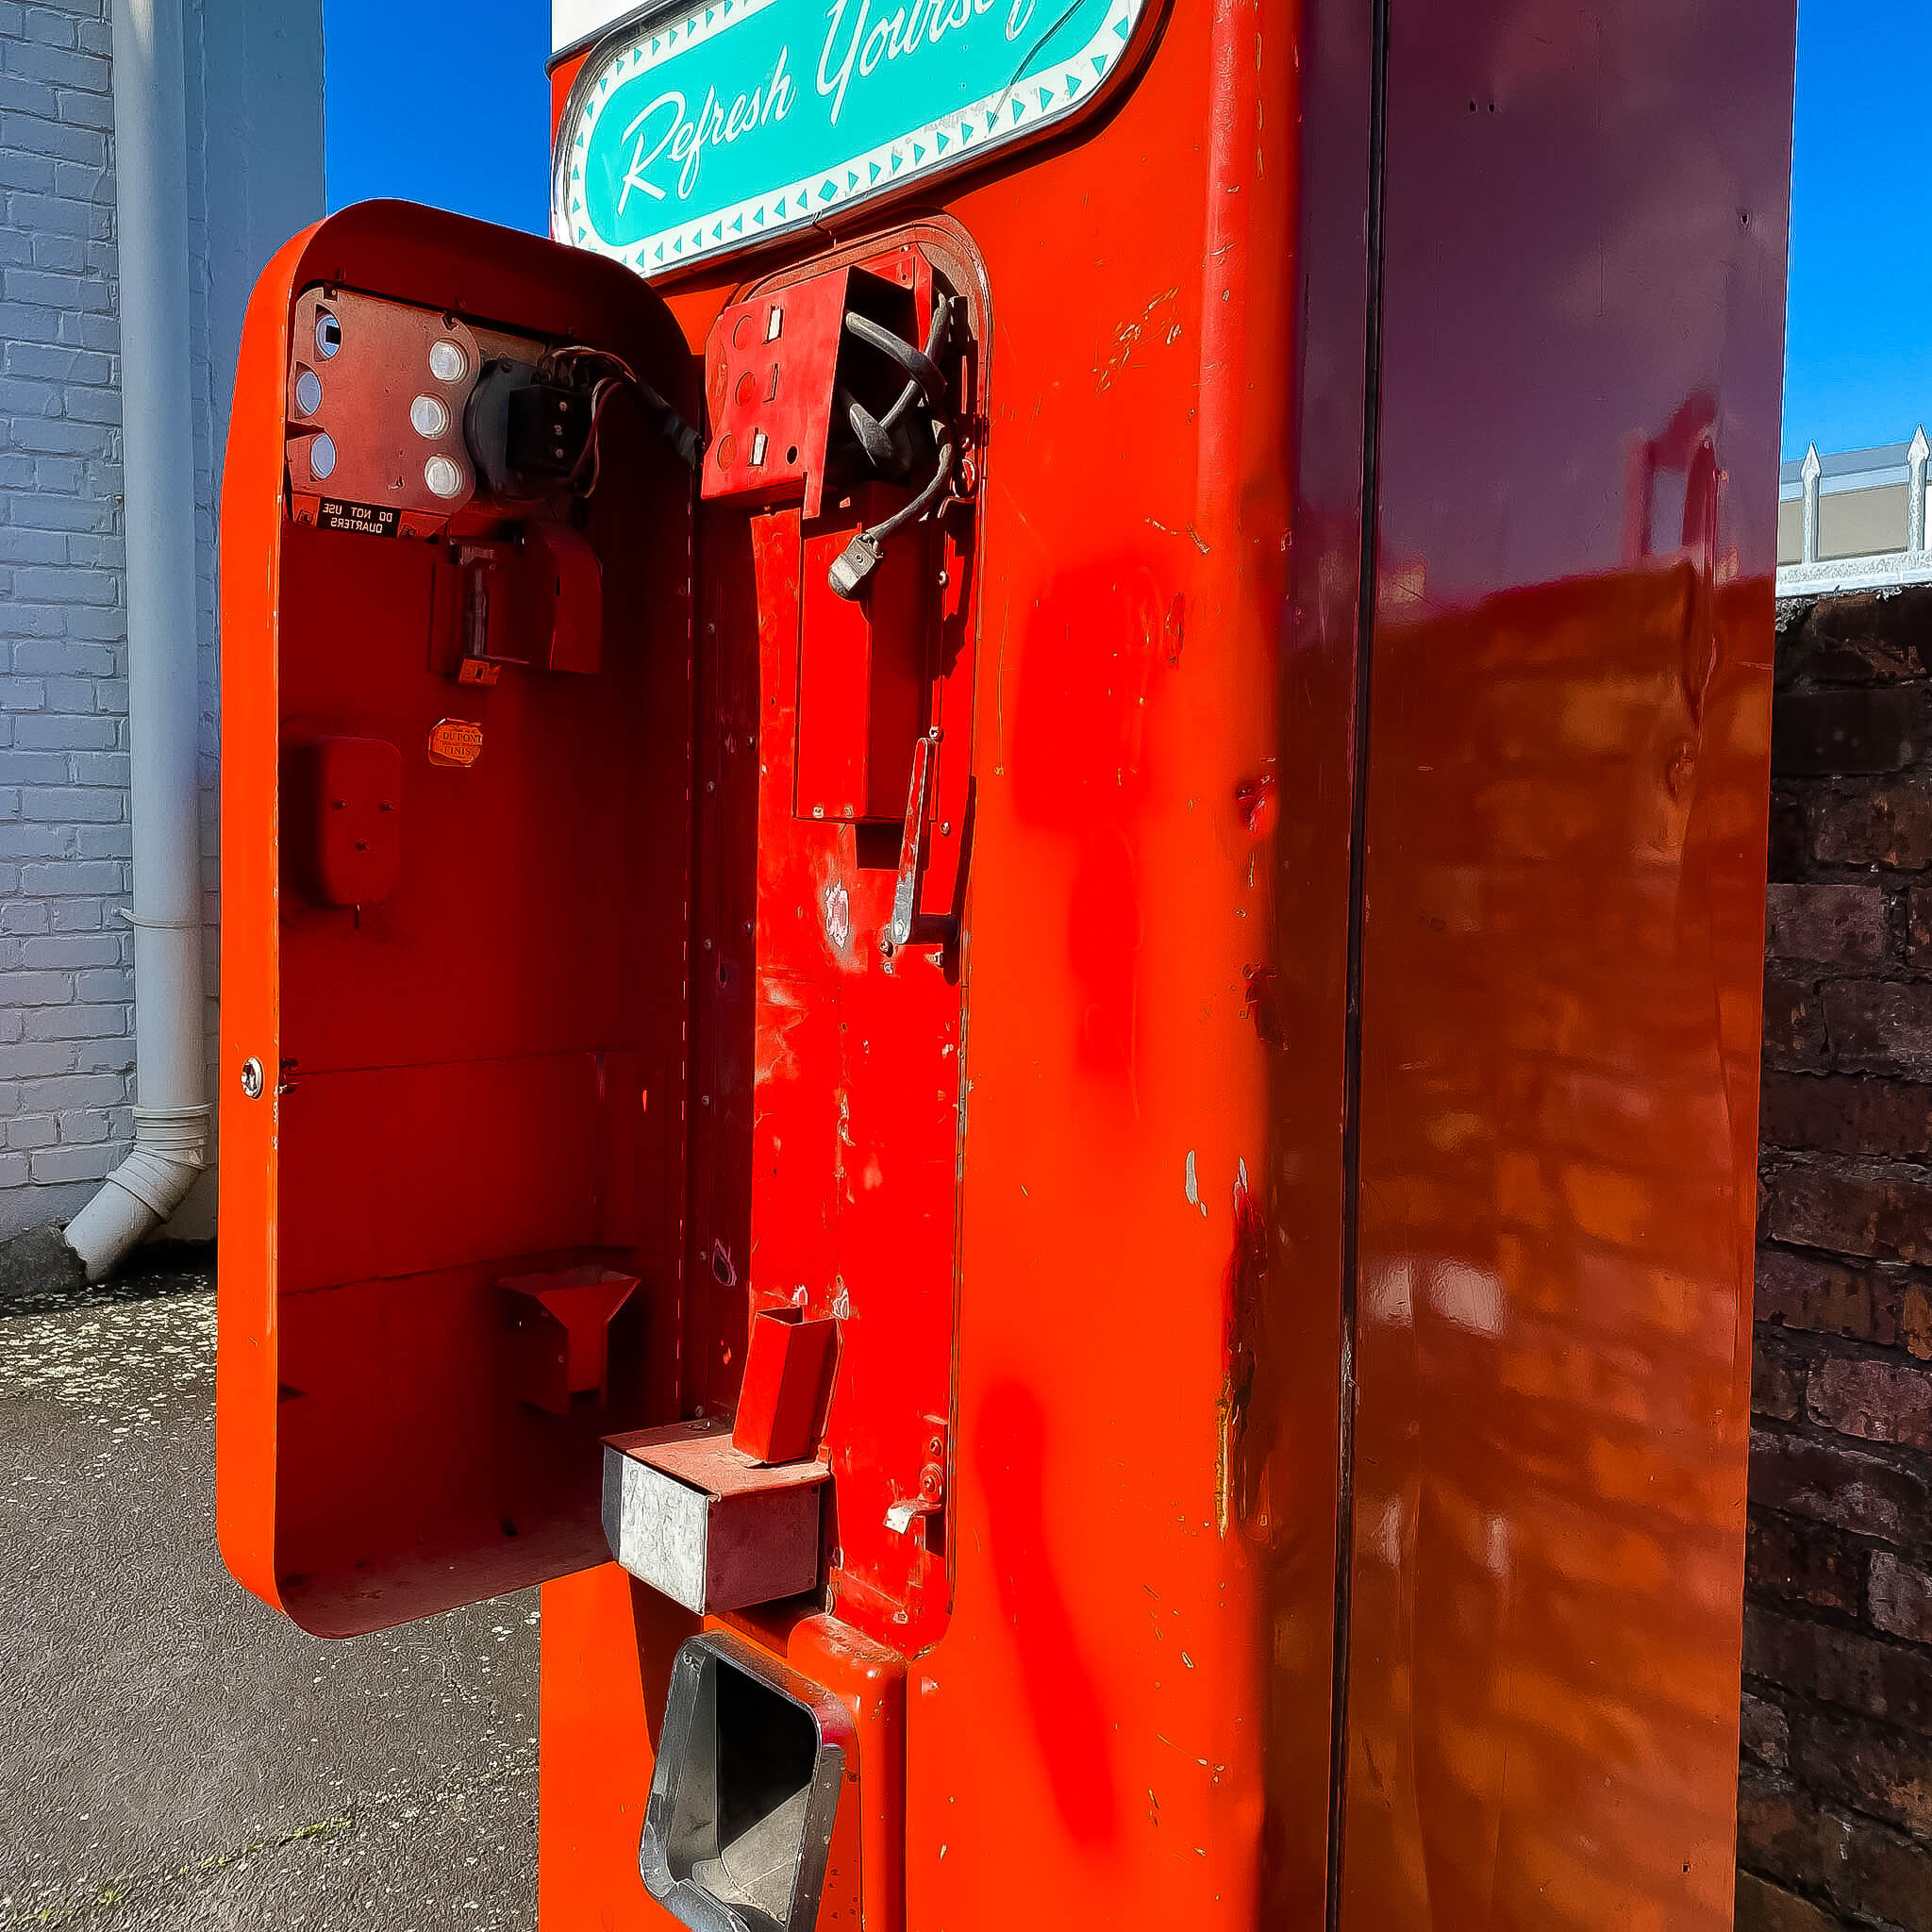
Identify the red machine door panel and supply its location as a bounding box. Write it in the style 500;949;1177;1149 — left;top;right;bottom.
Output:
217;203;697;1637
683;233;984;1653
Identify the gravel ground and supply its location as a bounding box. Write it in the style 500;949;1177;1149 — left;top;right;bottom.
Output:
0;1251;538;1930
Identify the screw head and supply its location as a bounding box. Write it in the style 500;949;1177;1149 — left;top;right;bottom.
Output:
240;1058;265;1100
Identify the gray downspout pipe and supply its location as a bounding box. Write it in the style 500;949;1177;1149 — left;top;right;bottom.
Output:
64;0;211;1279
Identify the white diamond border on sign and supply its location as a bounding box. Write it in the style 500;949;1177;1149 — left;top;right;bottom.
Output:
558;0;1143;274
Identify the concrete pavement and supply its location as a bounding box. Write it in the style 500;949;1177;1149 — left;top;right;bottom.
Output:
0;1254;538;1930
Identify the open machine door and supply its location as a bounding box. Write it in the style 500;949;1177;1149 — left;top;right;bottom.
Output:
216;202;699;1635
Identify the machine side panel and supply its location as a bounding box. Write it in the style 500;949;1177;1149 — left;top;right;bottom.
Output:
1336;3;1797;1927
1258;0;1383;1916
907;0;1293;1924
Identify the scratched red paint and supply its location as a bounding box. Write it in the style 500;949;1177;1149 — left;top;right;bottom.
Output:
215;0;1798;1926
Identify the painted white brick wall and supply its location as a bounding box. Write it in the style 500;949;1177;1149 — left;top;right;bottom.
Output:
0;0;322;1239
0;0;138;1232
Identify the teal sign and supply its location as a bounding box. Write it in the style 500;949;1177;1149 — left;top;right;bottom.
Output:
553;0;1146;274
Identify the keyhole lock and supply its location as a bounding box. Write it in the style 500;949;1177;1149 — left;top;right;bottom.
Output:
240;1058;265;1100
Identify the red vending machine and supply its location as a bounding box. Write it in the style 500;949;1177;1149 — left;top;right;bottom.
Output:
217;0;1800;1925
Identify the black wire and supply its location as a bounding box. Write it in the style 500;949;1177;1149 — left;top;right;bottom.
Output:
543;345;703;477
841;297;954;482
633;378;703;472
870;434;955;542
845;308;948;408
837;295;958;573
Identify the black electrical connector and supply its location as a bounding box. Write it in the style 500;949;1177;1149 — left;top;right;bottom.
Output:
466;358;572;501
506;379;594;486
465;347;703;503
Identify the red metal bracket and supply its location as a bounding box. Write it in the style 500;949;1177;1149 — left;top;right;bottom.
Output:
498;1266;640;1414
733;1307;841;1466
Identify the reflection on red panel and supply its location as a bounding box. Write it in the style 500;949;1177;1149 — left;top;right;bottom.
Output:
1343;570;1775;1929
517;0;1794;1923
1337;0;1795;1923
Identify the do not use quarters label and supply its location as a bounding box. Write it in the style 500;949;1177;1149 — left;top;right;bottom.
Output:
317;500;400;539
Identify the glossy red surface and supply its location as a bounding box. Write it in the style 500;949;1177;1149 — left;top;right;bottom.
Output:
541;1572;903;1932
217;204;697;1635
696;248;975;1650
1335;6;1795;1925
217;0;1796;1920
539;0;1797;1918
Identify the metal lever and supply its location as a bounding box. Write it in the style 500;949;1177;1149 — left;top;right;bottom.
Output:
890;728;941;949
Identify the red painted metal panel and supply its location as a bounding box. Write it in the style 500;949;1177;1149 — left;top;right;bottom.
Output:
217;0;1797;1916
533;0;1793;1912
737;475;967;1645
217;202;699;1636
282;735;403;908
733;1308;840;1464
1333;6;1797;1927
540;1567;905;1932
794;491;932;824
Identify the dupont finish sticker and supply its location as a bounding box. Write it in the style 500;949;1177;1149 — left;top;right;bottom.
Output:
553;0;1147;275
426;718;485;768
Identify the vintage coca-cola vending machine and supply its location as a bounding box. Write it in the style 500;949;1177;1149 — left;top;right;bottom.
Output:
217;0;1800;1924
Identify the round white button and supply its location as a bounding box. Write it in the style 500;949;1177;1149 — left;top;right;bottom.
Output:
409;393;449;438
428;339;467;383
424;455;464;499
308;433;336;479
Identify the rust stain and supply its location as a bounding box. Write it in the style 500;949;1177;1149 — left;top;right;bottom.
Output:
1217;1157;1269;1538
1235;767;1279;837
1242;964;1281;1045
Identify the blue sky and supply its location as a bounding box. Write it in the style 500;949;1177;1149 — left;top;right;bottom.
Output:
1783;0;1932;457
323;0;1918;461
322;0;553;237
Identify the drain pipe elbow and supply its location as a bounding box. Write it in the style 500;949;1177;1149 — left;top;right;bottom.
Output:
57;0;209;1284
63;1101;212;1282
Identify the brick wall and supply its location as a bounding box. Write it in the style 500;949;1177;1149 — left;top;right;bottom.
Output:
1740;585;1932;1932
0;0;320;1240
0;0;141;1230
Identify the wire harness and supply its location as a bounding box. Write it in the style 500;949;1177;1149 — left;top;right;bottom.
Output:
544;344;704;489
827;294;958;600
